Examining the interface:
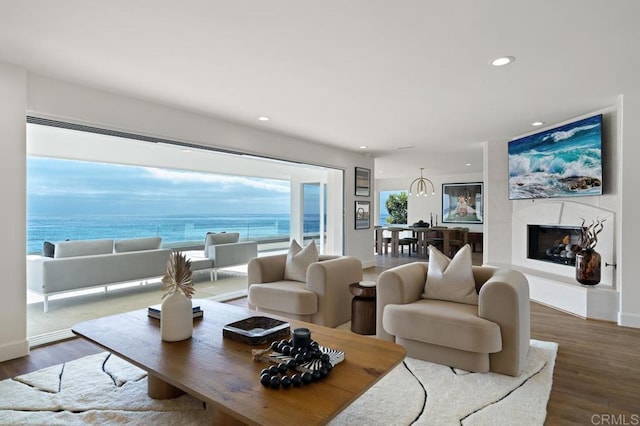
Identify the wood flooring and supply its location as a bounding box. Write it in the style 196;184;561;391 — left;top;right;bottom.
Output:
2;252;639;425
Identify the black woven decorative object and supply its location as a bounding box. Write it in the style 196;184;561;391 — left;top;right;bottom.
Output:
258;330;344;390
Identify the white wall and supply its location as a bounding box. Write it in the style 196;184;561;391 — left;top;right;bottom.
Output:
0;62;29;362
619;92;640;328
375;172;484;233
325;169;345;254
483;140;512;265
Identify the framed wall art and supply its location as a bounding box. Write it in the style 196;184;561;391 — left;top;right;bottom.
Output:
355;167;371;197
442;182;483;224
355;200;370;229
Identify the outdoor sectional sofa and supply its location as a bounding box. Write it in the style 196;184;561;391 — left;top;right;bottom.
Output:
27;237;173;312
204;232;258;281
28;234;260;312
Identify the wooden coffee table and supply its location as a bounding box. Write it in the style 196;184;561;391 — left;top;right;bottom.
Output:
72;299;406;425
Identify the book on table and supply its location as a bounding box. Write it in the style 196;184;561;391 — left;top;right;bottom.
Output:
147;303;203;319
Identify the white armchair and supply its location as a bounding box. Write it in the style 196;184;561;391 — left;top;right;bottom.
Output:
247;253;363;328
377;262;530;376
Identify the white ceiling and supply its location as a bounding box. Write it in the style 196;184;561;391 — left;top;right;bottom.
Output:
1;1;638;179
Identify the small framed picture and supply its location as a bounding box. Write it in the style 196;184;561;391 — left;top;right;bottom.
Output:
355;200;371;229
442;182;484;224
355;167;371;197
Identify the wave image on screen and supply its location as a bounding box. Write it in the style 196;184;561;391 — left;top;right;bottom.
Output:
508;114;603;200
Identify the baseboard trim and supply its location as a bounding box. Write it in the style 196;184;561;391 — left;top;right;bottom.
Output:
618;312;640;329
29;329;76;348
0;338;30;362
208;289;248;302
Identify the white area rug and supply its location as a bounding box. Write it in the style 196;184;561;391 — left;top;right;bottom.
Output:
330;339;558;425
0;340;556;425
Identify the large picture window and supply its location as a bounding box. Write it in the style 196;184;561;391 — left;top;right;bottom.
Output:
379;190;407;225
27;157;292;254
26;120;343;258
26;120;345;341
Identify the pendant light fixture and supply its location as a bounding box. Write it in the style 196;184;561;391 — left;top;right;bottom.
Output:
408;168;435;196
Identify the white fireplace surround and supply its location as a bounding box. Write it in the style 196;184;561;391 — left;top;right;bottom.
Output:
513;201;615;286
505;200;618;322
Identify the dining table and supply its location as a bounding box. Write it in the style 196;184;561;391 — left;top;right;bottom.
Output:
375;226;468;258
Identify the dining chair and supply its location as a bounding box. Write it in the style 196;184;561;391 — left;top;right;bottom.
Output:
424;229;444;252
398;235;417;256
448;227;469;256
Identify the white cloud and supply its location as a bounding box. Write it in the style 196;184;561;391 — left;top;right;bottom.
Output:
142;168;290;193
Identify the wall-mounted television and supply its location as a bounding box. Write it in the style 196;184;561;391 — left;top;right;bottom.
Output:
508;114;603;200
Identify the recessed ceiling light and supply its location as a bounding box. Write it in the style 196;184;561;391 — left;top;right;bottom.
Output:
490;56;515;67
181;149;192;153
465;163;472;167
531;121;545;127
258;116;270;121
359;145;368;149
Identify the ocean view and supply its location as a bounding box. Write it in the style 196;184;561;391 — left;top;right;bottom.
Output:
26;156;331;255
27;213;322;255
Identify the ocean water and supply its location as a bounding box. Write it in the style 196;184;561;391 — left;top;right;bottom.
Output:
508;115;603;199
27;213;322;255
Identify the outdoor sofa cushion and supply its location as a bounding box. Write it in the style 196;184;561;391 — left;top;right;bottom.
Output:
114;237;162;253
54;239;114;258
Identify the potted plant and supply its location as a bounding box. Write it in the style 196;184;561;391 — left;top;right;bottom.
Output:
160;251;195;341
576;218;606;286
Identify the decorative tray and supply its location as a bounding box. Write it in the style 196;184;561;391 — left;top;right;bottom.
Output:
223;316;290;345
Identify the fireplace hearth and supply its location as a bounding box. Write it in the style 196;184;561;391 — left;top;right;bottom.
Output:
528;225;582;266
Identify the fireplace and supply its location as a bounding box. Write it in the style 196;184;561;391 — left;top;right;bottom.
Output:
527;225;582;266
511;202;616;322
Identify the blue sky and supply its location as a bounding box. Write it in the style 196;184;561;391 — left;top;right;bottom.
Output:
27;157;292;216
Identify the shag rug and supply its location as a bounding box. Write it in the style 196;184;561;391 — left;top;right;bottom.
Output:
0;340;557;425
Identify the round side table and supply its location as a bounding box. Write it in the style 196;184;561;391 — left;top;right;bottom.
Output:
349;281;376;335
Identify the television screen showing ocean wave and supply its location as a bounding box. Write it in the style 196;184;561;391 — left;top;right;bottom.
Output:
508;114;603;200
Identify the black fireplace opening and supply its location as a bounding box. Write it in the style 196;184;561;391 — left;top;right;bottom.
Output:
527;225;582;266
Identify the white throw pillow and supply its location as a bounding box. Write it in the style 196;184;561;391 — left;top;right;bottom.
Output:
422;244;478;305
284;239;319;282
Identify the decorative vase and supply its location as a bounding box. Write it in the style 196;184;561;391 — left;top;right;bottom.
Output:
575;248;601;286
160;291;193;342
